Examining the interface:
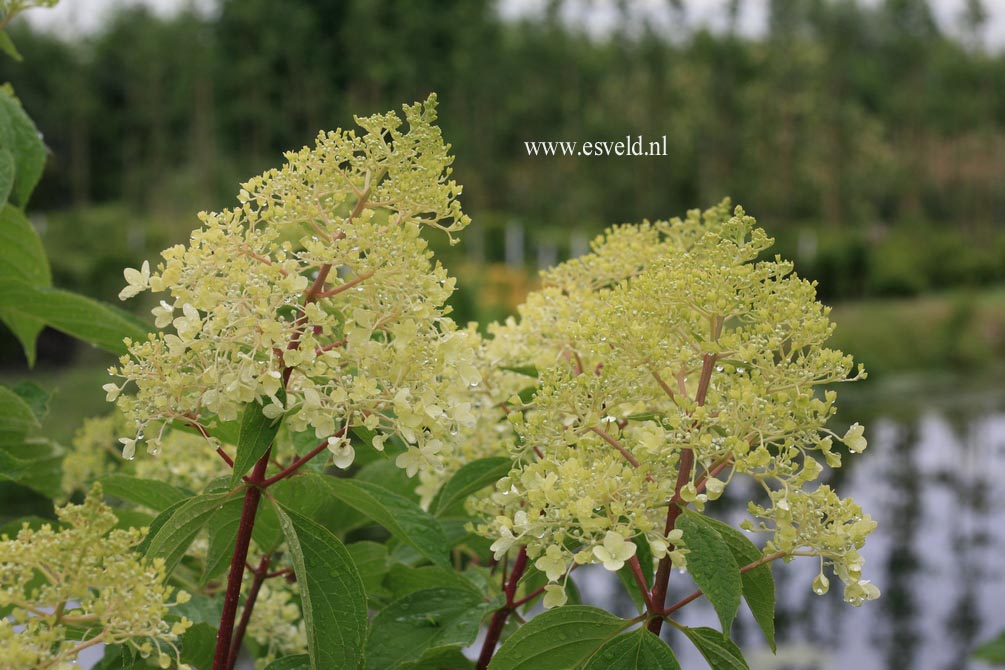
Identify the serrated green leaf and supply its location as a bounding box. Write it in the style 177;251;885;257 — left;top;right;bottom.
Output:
265;655;310;670
677;511;740;633
99;474;190;512
488;606;629;670
0;89;45;208
680;626;749;670
144;492;234;573
202;497;244;584
696;515;775;651
321;476;450;568
365;587;492;670
274;502;367;670
582;628;681;669
431;457;511;516
0;279;149;355
231;395;284;486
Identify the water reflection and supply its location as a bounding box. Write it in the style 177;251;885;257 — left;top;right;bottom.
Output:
573;379;1005;670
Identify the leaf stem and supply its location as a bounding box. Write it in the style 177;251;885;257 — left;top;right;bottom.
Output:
261;428;344;488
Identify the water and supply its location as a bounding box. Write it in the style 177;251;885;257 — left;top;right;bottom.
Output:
573;373;1005;670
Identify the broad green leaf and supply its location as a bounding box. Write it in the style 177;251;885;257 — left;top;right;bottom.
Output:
0;89;45;208
680;626;749;670
676;511;740;633
696;515;776;651
385;564;481;600
0;147;14;203
0;440;62;498
430;457;511;516
346;541;389;596
179;622;217;669
145;492;234;573
0;384;39;445
488;606;628;670
322;476;450;568
231;394;284;486
9;381;49;423
411;648;473;670
265;656;310;670
99;474;190;512
0;205;50;365
201;497;244;584
0;279;149;355
274;502;367;670
582;628;681;669
253;472;334;550
365;587;493;670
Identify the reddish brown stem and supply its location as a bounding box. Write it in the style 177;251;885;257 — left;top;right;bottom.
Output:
226;553;272;669
663;551;786;615
477;547;528;670
212;451;271;670
648;353;717;635
261;429;344;488
589;426;641;468
627;555;656;611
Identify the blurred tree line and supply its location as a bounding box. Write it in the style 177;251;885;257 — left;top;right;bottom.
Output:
3;0;1005;307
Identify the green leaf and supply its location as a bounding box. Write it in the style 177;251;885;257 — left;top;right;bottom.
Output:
488;606;628;670
9;381;49;423
231;394;284;486
676;511;740;633
321;476;450;568
144;492;234;573
202;497;244;584
0;204;51;365
0;440;63;498
973;631;1005;663
346;541;389;595
430;457;511;516
0;384;39;445
696;515;776;651
385;564;481;600
500;365;538;378
679;626;749;670
0;32;22;62
0;279;150;355
582;628;681;669
179;622;217;670
0;89;45;208
274;502;367;670
365;587;493;670
253;472;334;551
99;474;190;512
265;656;311;670
0;147;14;203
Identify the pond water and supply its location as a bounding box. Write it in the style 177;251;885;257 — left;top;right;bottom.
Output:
573;373;1005;670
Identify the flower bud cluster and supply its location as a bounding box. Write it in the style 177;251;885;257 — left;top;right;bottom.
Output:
472;201;875;606
0;485;192;669
107;95;481;475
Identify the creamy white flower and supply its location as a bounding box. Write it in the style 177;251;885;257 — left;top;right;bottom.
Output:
592;531;637;572
118;260;150;300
